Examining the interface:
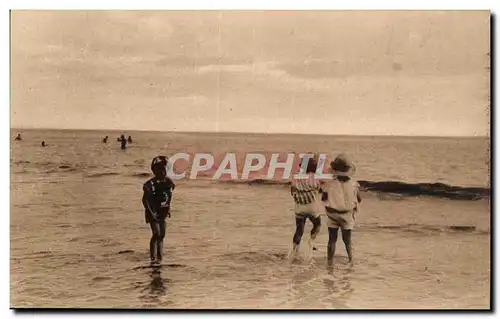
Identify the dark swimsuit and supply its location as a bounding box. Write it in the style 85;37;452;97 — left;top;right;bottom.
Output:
142;177;175;223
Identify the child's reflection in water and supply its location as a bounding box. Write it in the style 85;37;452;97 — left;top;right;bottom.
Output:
322;265;354;309
140;268;171;306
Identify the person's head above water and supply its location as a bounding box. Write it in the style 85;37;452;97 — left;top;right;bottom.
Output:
150;156;168;178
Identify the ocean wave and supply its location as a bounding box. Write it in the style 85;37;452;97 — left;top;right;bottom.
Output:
358;181;489;201
231;221;487;235
219;251;288;264
220;179;489;200
12;160;59;167
361;223;489;235
130;172;151;178
10;158;490;200
45;167;78;174
13;160;31;165
227;179;289;186
86;172;121;178
12;160;80;172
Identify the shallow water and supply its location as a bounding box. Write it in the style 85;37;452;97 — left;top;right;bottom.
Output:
10;130;490;309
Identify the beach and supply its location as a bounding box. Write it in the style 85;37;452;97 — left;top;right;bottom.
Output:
10;129;490;309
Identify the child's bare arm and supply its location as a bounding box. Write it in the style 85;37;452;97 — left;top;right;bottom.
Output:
356;182;362;203
142;185;157;218
141;187;149;211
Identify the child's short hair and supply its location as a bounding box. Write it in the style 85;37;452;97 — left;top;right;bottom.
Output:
305;156;318;173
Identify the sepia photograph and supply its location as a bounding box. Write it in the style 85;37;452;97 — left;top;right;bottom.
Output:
10;10;491;309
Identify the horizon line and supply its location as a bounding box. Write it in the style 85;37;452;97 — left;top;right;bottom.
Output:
10;126;490;139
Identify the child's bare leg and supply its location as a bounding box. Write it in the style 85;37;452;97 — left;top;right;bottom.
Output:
156;220;166;262
149;221;161;262
310;216;321;240
293;217;306;251
308;216;321;250
327;227;339;266
341;229;353;263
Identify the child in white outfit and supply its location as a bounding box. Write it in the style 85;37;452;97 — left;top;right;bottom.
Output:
322;154;361;265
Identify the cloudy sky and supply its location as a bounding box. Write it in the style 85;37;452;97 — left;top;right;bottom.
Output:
11;11;490;136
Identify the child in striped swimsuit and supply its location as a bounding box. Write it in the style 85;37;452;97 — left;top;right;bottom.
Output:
290;156;323;253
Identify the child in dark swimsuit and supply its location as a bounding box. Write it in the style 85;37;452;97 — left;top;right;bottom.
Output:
142;156;175;264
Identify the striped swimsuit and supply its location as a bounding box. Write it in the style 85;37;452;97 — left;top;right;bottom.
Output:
291;173;323;217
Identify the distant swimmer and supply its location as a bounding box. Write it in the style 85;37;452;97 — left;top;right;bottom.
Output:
14;134;22;141
102;136;109;143
127;136;133;143
290;156;323;255
120;135;127;149
41;141;46;147
142;156;176;265
322;154;361;266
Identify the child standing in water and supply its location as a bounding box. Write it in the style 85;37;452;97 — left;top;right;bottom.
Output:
290;155;323;254
322;154;361;266
142;156;175;264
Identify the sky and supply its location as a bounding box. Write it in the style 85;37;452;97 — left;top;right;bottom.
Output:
10;11;490;136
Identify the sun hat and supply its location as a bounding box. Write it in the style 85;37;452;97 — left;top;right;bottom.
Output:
330;153;356;177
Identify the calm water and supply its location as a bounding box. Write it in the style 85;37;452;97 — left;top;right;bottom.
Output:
10;129;490;309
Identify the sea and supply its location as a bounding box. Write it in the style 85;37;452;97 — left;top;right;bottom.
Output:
10;129;491;309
